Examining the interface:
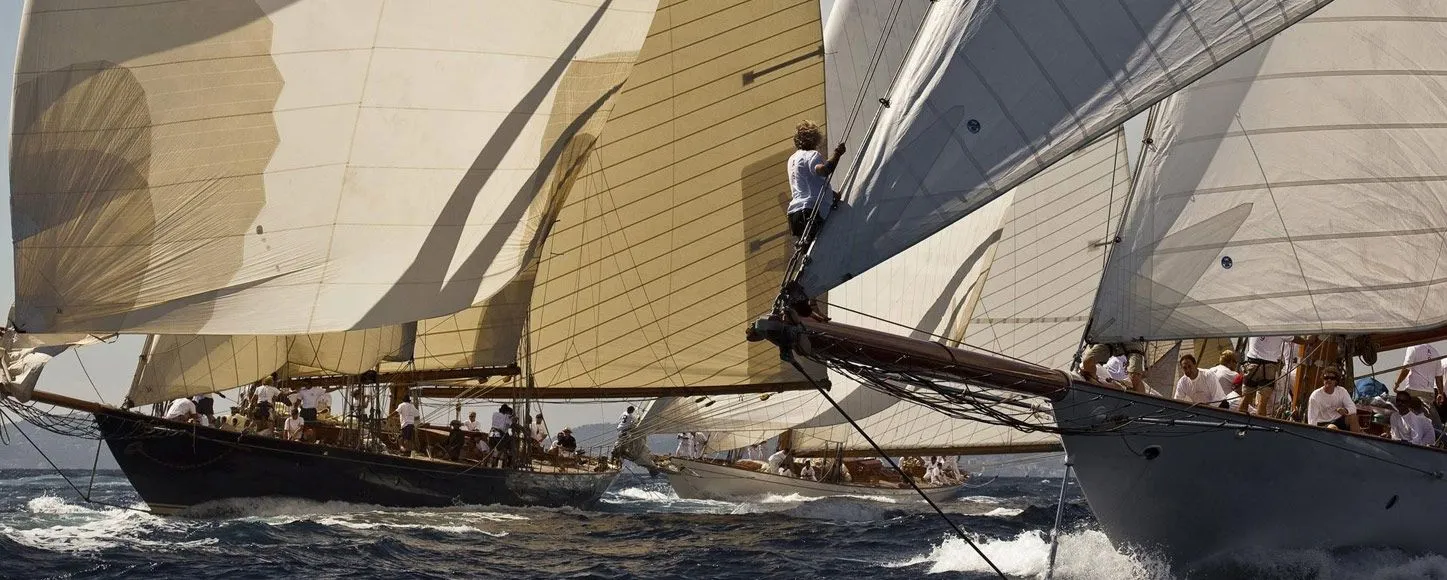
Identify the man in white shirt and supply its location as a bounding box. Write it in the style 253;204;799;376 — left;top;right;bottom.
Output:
800;461;817;481
674;432;692;456
249;378;282;433
616;406;637;434
1239;336;1304;417
1405;398;1438;446
489;404;514;467
1174;354;1225;405
395;396;421;454
1205;351;1242;409
1306;371;1360;432
464;411;482;432
283;407;305;441
785;120;846;240
691;431;708;458
764;449;789;473
163;397;197;423
295;385;325;424
1395;342;1443;424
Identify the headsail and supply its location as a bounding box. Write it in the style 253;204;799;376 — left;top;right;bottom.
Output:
11;0;656;335
795;0;1335;297
1090;0;1447;342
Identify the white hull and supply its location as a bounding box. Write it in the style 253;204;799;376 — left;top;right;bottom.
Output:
664;457;962;502
1056;382;1447;570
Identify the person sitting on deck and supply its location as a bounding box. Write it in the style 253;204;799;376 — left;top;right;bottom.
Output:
554;428;577;455
464;411;481;432
395;396;421;454
1406;397;1438;447
1371;391;1417;442
284;407;305;441
1396;342;1444;425
1306;370;1361;432
785;120;846;243
800;461;818;481
444;420;466;461
1205;351;1241;409
1173;354;1225;405
163;396;198;423
1080;342;1149;394
925;460;944;485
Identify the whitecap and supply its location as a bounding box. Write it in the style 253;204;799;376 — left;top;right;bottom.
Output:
884;529;1171;579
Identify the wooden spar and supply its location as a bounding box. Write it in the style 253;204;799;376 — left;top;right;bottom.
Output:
409;381;820;401
284;365;521;388
791;442;1064;458
764;317;1073;401
28;389;106;414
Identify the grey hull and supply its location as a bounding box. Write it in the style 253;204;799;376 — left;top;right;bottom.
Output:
1055;382;1446;569
665;457;962;502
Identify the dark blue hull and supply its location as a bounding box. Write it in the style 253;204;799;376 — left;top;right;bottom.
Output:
94;408;617;515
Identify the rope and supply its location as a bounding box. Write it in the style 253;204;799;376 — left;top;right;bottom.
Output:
787;358;1008;580
0;408;155;515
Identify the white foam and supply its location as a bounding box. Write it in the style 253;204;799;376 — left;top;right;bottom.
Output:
1;496;213;553
885;530;1171;579
611;487;676;502
958;495;1004;505
981;507;1024;518
311;516;504;536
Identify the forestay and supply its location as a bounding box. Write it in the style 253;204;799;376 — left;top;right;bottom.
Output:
796;0;1335;297
11;0;656;335
1091;0;1447;342
526;0;824;395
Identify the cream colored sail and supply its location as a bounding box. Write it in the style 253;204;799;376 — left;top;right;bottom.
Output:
1091;0;1447;343
797;0;1335;297
128;326;405;406
526;0;825;395
11;0;656;336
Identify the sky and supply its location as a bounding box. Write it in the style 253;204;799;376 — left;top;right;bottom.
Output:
0;1;1432;438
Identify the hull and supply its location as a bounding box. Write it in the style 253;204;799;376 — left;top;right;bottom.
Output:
665;457;962;502
95;408;616;515
1055;382;1447;569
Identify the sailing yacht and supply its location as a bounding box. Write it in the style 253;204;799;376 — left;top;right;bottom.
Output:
751;0;1447;571
1;0;832;514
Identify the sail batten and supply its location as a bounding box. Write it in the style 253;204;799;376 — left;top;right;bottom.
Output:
796;0;1335;298
1091;0;1447;342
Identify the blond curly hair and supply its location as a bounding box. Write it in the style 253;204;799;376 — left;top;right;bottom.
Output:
794;120;822;150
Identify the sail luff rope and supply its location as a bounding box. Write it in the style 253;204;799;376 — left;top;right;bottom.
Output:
786;357;1008;580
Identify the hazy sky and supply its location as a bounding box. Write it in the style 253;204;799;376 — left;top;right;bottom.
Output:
0;1;1426;438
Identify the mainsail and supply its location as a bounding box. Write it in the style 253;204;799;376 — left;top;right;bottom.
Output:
524;0;826;396
11;0;656;335
1090;0;1447;343
795;0;1336;297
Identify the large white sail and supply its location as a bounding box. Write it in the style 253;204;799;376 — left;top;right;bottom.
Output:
11;0;656;335
795;0;1334;297
822;0;932;192
525;0;825;395
1091;0;1447;342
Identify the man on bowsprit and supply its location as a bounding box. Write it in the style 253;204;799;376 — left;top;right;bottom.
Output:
786;120;846;242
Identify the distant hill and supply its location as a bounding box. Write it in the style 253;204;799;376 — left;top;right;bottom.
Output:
0;422;119;470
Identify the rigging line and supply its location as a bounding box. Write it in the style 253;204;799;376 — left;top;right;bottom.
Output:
1234;112;1325;327
813;299;1040;368
0;408;155;515
786;358;1008;580
73;349;106;405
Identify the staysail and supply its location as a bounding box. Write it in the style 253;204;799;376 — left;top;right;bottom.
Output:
11;0;656;335
795;0;1336;297
1090;0;1447;343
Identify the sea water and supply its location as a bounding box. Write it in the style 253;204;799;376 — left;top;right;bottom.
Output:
0;470;1440;579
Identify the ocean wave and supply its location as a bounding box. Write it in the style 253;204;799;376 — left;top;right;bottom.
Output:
884;529;1171;579
1;495;215;553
